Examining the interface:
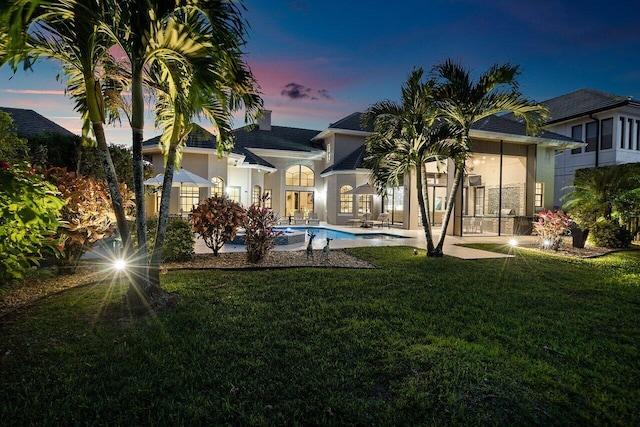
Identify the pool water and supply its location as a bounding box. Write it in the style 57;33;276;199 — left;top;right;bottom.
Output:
276;226;407;241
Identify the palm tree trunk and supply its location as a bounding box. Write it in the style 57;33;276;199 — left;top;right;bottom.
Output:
434;158;465;256
129;71;152;299
84;75;131;254
149;130;180;286
416;159;436;255
93;121;131;250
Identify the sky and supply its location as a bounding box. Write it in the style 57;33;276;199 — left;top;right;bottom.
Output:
1;0;640;146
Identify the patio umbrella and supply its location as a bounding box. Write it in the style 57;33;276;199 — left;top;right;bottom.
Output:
143;168;213;188
345;182;378;195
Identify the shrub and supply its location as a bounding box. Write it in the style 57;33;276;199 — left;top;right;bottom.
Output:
0;162;65;282
588;220;633;248
532;209;571;251
191;196;244;256
163;218;195;262
44;167;133;274
243;195;282;263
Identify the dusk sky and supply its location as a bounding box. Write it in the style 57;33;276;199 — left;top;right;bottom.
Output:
1;0;639;146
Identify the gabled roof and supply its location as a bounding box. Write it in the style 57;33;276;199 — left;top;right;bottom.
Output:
321;145;366;175
0;106;75;137
541;88;639;124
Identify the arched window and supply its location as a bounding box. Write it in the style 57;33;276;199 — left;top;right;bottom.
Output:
252;185;262;206
286;165;314;187
340;185;353;213
210;177;224;197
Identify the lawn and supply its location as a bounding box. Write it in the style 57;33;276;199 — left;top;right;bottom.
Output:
1;245;638;425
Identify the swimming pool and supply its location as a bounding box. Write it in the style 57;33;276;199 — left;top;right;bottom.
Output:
276;226;407;241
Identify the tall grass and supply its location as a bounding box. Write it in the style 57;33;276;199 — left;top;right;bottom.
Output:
1;246;638;425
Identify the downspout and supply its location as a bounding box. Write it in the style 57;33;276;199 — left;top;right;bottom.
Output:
589;114;600;167
498;140;504;236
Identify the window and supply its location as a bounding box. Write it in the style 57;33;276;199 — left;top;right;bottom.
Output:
339;185;353;213
601;118;613;150
357;195;371;214
571;124;583;154
227;186;241;204
628;118;634;149
180;187;199;214
263;189;272;208
251;185;261;206
210;177;224;197
326;142;332;165
474;187;485;215
534;182;544;208
586;121;597;152
620;117;626;149
637;120;640;150
286;165;314;187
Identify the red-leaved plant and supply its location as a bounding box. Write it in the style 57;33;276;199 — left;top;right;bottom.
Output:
532;209;572;251
243;194;282;263
191;196;244;256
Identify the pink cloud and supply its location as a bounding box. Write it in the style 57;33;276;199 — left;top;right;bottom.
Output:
4;89;66;95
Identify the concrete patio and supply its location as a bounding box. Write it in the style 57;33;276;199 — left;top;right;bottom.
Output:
200;223;538;260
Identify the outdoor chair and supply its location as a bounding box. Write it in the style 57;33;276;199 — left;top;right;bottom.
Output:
347;212;370;227
307;212;320;225
371;213;390;228
293;212;306;225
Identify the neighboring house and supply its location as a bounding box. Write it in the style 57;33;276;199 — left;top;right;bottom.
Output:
143;109;583;237
539;89;640;207
0;106;75;137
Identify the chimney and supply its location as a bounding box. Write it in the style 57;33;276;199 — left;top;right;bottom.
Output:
258;109;272;131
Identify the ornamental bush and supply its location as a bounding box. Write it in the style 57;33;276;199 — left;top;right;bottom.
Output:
244;195;282;263
163;218;195;262
191;196;244;256
532;209;571;251
588;220;633;249
0;162;65;282
44;167;133;274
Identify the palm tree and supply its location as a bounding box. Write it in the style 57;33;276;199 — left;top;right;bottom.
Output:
362;68;457;256
146;18;261;286
0;0;133;253
431;59;548;256
107;0;258;299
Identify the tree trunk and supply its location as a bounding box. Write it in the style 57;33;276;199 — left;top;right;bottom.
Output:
433;158;465;257
84;76;131;254
149;138;179;286
416;159;436;255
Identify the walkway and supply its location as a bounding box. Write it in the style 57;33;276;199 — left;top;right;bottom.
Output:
198;223;538;260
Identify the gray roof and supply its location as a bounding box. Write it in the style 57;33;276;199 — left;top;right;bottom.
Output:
233;125;321;152
472;115;578;142
321;145;366;174
541;88;638;124
143;123;316;169
329;112;365;131
0;106;75;137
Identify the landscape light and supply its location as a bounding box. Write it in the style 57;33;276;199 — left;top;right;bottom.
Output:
542;239;552;249
508;238;519;247
114;259;127;271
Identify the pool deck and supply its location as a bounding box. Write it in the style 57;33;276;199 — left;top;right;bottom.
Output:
198;222;538;260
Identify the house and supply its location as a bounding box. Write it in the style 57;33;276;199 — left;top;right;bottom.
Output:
0;106;76;137
143;109;583;237
539;89;640;207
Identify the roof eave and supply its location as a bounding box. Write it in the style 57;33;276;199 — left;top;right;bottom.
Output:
469;129;584;149
320;168;370;178
545;100;632;125
248;147;325;160
312;127;370;141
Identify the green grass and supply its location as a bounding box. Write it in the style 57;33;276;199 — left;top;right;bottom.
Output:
1;246;639;425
